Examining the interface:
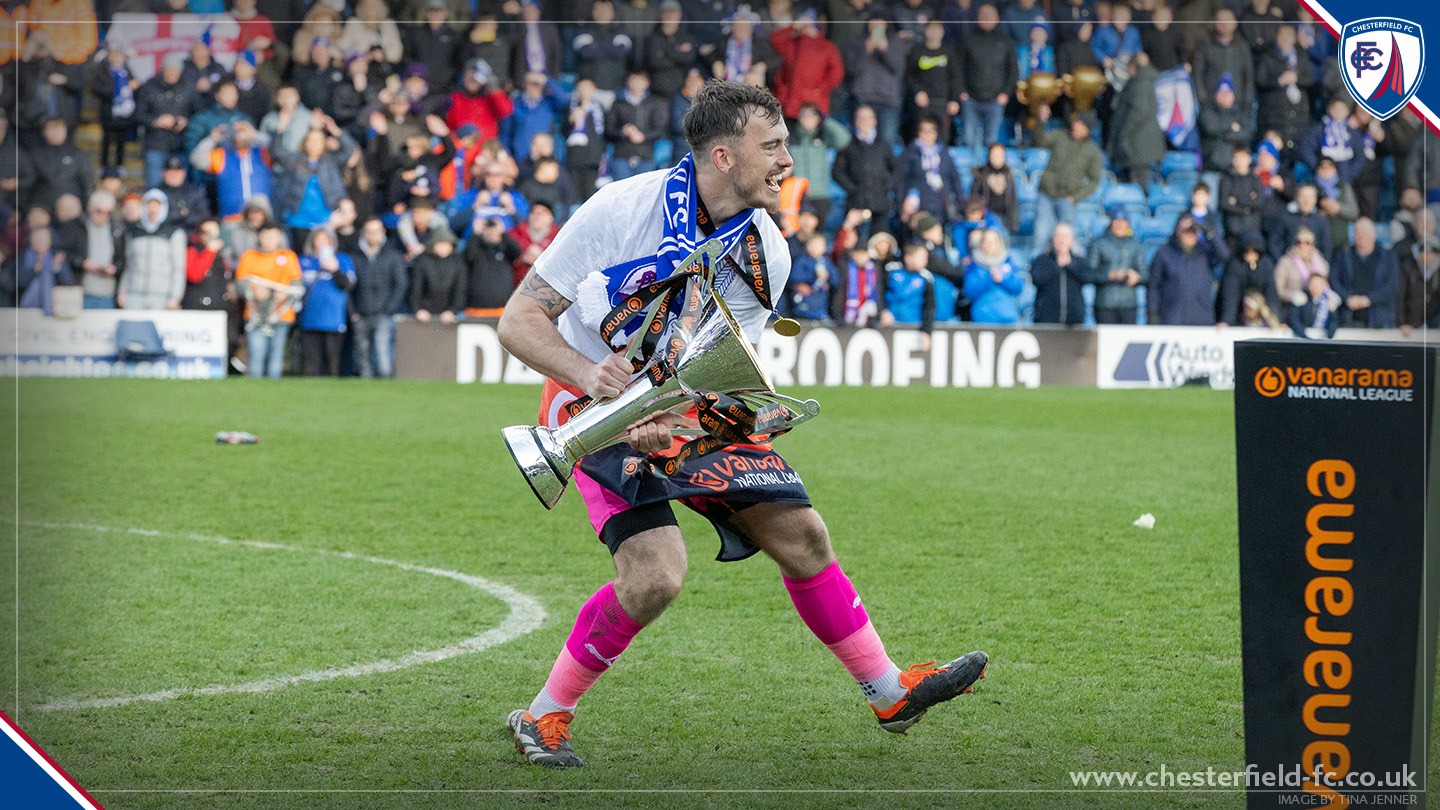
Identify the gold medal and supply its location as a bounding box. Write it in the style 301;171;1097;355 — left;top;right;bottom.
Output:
773;317;802;337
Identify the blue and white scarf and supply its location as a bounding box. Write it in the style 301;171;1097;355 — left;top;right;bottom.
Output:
575;152;760;347
110;63;135;118
724;35;753;82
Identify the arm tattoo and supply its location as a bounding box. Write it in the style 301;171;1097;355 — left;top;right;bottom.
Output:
516;271;572;320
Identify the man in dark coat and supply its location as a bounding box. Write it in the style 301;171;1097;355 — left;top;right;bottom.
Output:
462;216;523;309
1199;80;1254;176
605;71;668;182
1030;222;1094;325
404;0;464;98
347;217;408;379
1193;9;1255;114
1255;25;1314;159
1106;55;1165;187
135;53;199;189
1268;184;1335;262
18;117;92;210
1218;231;1278;325
158;156;210;230
846;17;910;148
905;22;961;144
957;5;1018;157
641;0;699;99
831;105;898;228
1329;218;1400;328
1218;148;1264;254
1148;214;1230;325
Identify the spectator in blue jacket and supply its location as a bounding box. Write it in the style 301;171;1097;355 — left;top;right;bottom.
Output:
962;227;1024;325
785;234;833;321
1329;218;1400;328
1017;22;1055;81
1091;3;1143;76
298;226;357;376
1148;213;1231;325
502;71;569;165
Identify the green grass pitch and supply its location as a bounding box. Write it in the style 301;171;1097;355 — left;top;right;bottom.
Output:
0;379;1434;810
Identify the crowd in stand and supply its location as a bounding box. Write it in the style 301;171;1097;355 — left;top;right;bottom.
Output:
3;0;1438;376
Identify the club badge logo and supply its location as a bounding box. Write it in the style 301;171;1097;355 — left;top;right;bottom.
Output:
1339;17;1425;120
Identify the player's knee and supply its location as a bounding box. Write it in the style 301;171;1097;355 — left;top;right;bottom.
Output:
795;515;834;564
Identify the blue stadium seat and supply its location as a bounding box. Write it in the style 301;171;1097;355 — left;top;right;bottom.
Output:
1024;148;1050;174
1073;206;1101;241
1167;170;1200;192
1016;178;1038;204
949;146;976;171
960;171;974;196
1006;148;1025;172
1136;216;1172;242
1017;204;1036;237
1143;242;1164;267
1016;279;1037;324
1147;183;1189;209
933;274;961;322
1152;204;1186;225
1102;183;1148;209
1161;151;1201;177
653;139;673;167
1008;247;1031;271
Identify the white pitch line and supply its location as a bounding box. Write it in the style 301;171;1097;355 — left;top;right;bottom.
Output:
13;520;546;712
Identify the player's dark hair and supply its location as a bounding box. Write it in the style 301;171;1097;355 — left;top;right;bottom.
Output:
682;81;784;155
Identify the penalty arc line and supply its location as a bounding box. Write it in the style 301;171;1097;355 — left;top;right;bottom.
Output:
11;520;546;712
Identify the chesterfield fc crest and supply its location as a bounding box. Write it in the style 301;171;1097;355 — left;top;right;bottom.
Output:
1339;17;1424;120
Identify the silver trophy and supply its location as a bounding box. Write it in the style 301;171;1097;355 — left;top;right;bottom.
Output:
502;242;818;509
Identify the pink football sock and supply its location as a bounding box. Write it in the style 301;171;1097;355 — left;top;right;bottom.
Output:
784;561;894;682
564;582;644;675
531;583;645;715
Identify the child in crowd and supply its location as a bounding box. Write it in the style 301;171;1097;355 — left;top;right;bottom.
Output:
1286;266;1341;338
786;233;833;321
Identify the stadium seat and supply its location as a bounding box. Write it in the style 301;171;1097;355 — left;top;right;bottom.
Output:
1024;148;1050;174
1161;151;1201;177
949;146;976;171
960;171;974;196
115;321;170;362
653;139;673;167
1167;170;1200;192
1136;216;1172;241
1143;243;1164;268
1016;178;1038;204
1006;148;1025;172
1017;204;1036;237
1073;206;1101;240
1152;204;1186;225
1008;247;1031;271
1102;183;1147;209
933;274;961;322
1016;279;1037;324
1147;183;1189;209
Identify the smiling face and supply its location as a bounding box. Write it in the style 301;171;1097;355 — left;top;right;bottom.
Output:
726;109;792;213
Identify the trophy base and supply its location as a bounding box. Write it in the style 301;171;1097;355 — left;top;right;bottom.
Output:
501;425;569;510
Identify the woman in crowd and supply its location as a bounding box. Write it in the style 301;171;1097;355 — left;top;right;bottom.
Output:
297;226;357;376
962;228;1024;325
